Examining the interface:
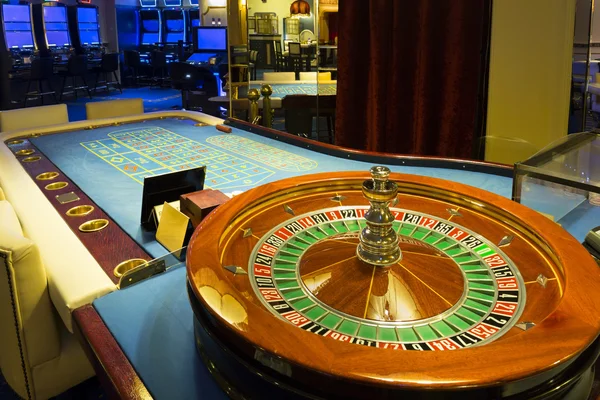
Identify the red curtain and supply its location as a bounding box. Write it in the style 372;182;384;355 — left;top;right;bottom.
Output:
335;0;490;158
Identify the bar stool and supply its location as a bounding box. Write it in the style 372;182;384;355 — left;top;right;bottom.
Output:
24;57;57;107
150;50;168;87
91;53;123;94
124;50;144;87
170;62;202;110
58;55;91;101
171;63;219;116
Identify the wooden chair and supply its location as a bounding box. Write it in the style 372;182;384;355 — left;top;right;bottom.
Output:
249;50;258;80
316;94;336;143
287;42;304;80
282;94;336;143
282;94;318;139
273;40;286;72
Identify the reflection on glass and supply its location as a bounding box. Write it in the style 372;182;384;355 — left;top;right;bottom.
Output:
571;0;594;133
316;0;338;143
230;0;341;142
227;0;250;121
514;132;600;240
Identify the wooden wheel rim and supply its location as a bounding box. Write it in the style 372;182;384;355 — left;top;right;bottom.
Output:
187;172;600;390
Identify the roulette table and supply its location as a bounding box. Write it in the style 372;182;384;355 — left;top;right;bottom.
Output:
0;111;599;399
249;82;338;97
186;167;600;399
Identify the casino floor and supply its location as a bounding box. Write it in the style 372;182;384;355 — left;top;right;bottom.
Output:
1;1;600;399
0;108;599;400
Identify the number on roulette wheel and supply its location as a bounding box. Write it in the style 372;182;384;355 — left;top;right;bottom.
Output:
186;167;600;399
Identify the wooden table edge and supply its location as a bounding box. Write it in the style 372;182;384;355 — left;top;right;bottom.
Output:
73;304;153;400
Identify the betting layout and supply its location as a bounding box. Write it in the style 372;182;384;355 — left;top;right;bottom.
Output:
80;127;318;190
266;84;338;96
250;206;525;351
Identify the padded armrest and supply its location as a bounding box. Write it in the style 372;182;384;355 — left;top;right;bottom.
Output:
86;98;144;120
0;142;115;332
0;104;69;133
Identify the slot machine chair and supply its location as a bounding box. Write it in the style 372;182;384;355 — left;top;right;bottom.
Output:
170;62;219;116
150;50;169;88
91;53;123;94
24;58;58;107
123;50;146;87
58;55;92;101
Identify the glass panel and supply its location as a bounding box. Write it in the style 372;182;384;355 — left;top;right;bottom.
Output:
571;0;594;132
232;0;322;139
226;0;249;121
118;247;186;289
513;132;600;242
316;0;338;143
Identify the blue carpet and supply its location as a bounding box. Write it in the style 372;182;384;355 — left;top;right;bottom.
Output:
0;371;104;399
0;372;19;400
64;87;182;122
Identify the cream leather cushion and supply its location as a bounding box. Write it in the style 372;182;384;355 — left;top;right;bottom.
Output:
0;104;69;133
299;71;332;81
0;186;5;200
86;98;144;120
0;200;93;399
0;200;60;398
263;72;296;82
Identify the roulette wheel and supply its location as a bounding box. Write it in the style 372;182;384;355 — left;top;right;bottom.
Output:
186;167;600;399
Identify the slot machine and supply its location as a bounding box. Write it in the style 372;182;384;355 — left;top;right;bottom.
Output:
138;1;161;63
188;0;199;44
162;5;185;61
1;3;36;68
40;2;72;61
75;4;102;60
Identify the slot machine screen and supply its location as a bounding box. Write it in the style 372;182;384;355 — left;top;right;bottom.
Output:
166;19;184;31
142;19;159;32
195;27;227;52
44;6;67;23
3;5;35;48
142;33;159;45
43;6;71;46
166;33;183;43
80;30;100;45
78;7;97;23
46;31;70;47
78;8;100;44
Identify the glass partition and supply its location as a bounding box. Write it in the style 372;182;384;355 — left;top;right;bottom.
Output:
570;0;594;133
227;0;337;143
